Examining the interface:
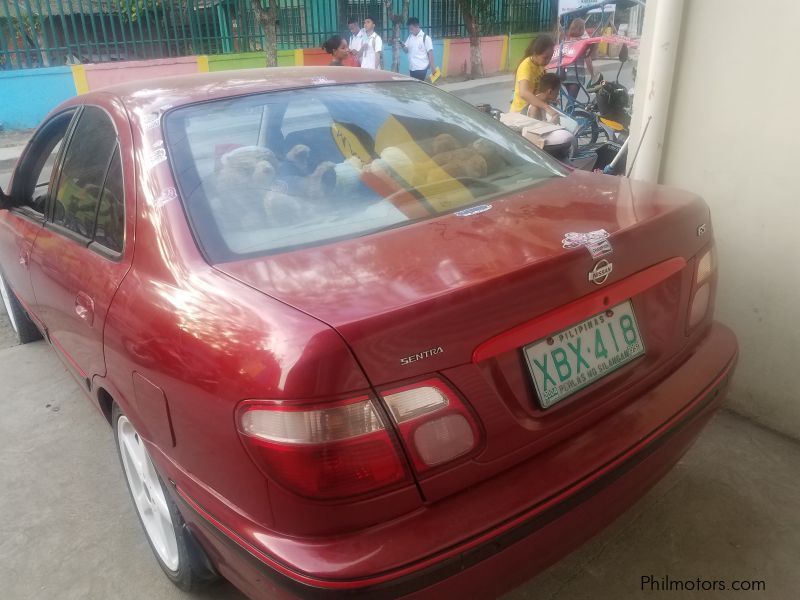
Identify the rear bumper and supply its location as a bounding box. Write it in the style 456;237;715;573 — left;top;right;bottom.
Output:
175;322;738;600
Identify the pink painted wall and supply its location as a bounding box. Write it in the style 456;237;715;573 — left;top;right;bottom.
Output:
479;36;505;74
83;57;199;91
447;36;505;76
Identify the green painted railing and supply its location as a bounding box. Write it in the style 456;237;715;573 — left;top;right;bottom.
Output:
0;0;553;70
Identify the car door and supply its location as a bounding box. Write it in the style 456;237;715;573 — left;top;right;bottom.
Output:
29;105;132;384
0;110;77;321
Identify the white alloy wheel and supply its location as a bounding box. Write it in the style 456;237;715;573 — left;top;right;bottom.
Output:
0;272;19;333
117;416;180;571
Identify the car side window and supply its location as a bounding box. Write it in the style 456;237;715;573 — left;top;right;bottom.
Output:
52;107;118;239
33;139;64;204
92;147;124;254
11;110;76;217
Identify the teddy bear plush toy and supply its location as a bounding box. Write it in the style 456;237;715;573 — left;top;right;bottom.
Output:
426;133;491;184
471;138;507;174
263;144;339;225
213;144;343;230
212;146;278;230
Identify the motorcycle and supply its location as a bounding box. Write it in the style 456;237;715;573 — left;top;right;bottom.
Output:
587;43;633;143
578;43;636;174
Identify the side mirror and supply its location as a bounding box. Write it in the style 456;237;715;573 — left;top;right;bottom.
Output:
619;44;629;63
0;188;10;210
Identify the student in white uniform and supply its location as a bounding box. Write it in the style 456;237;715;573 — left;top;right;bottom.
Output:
347;17;366;66
360;17;383;70
401;17;436;81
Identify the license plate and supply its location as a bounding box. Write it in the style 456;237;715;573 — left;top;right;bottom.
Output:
523;300;645;409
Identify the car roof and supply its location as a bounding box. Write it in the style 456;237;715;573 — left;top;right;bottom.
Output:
91;67;415;118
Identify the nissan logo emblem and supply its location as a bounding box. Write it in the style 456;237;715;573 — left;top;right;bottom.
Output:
588;260;613;285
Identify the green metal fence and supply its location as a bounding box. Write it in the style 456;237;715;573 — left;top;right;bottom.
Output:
429;0;554;38
0;0;553;70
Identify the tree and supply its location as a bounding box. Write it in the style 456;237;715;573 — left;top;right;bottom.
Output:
383;0;410;73
119;0;162;21
251;0;280;67
456;0;494;79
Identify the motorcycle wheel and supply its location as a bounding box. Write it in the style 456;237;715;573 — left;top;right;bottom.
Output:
571;110;599;148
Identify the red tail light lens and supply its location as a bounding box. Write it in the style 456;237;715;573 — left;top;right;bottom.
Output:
381;378;481;473
236;396;409;499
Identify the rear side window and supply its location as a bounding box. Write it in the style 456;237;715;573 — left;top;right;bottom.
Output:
164;82;565;263
93;147;124;253
52;107;118;239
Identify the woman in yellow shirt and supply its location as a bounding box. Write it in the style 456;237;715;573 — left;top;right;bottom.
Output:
510;34;559;123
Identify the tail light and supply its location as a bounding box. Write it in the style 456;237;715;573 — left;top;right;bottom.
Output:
688;247;716;329
380;378;482;473
695;248;714;285
236;396;410;500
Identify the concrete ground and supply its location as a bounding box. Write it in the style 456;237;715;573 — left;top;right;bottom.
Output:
2;330;799;599
2;66;799;599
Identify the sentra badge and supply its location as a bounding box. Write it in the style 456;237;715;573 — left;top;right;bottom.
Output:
401;346;443;365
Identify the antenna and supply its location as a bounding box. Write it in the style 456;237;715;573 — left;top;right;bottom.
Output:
626;115;653;177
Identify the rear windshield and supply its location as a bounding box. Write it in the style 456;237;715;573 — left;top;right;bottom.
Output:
164;82;566;262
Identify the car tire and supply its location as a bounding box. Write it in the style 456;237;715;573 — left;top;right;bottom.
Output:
112;404;218;591
0;269;43;345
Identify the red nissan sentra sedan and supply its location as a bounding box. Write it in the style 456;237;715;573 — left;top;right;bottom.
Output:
0;68;737;599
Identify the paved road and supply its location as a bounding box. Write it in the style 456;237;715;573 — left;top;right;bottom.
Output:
0;313;13;348
1;162;14;191
450;60;636;114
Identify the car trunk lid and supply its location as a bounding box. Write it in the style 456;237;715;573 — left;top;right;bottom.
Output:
215;171;712;499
